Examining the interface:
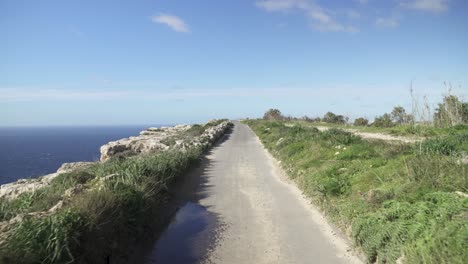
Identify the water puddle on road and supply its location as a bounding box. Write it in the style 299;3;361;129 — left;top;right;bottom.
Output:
145;202;218;264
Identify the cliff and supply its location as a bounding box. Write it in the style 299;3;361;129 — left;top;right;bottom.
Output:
0;120;231;201
0;119;233;263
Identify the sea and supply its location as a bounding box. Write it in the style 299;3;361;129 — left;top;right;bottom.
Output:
0;125;164;185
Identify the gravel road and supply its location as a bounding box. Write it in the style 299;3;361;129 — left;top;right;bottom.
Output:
191;121;362;264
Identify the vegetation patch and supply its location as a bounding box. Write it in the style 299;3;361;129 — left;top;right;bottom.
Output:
244;120;467;263
0;121;232;263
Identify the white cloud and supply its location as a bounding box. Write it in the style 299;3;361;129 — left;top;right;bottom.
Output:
400;0;449;13
255;0;309;12
376;17;400;28
308;8;358;32
255;0;358;33
151;13;189;33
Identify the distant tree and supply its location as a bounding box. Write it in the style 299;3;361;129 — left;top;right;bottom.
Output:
303;116;321;123
354;117;369;126
263;109;283;120
391;106;413;125
323;112;336;123
323;112;346;124
434;95;468;127
373;113;394;128
312;117;322;122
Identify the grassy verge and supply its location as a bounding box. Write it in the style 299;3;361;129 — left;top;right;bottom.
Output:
0;120;232;263
244;120;467;264
293;120;468;138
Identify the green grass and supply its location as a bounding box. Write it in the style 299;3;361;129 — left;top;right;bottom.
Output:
294;120;468;138
244;120;467;263
0;121;232;263
0;171;95;222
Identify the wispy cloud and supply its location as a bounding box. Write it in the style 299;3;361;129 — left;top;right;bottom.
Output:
1;85;447;102
354;0;369;4
400;0;449;13
151;13;189;33
376;17;400;28
308;6;359;32
345;9;361;20
255;0;358;33
0;88;130;101
255;0;309;12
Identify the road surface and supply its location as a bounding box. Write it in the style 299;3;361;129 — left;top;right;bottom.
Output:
149;121;362;264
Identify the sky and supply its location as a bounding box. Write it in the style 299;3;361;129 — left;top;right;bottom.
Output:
1;0;467;126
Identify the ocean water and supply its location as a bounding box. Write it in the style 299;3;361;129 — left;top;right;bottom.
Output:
0;126;161;185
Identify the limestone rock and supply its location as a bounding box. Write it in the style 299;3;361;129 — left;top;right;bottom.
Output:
99;125;192;161
57;162;95;174
0;172;59;200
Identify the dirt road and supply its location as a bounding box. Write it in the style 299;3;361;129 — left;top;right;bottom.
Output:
189;121;361;264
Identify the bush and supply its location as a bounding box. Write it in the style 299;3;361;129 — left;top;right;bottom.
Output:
418;133;468;156
263;109;283;120
352;193;467;263
419;138;456;156
321;128;361;145
391;106;413;125
407;154;467;191
434;95;468;127
316;166;351;196
323;112;347;124
354;117;369;126
373;113;394;128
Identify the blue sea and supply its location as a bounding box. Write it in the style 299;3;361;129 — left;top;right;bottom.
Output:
0;126;162;185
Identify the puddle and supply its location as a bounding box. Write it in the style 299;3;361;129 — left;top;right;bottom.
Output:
145;202;217;264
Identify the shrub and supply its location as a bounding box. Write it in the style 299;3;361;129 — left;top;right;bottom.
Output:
354;117;369;126
352;193;466;263
321;128;361;145
373;113;394;128
302;116;321;123
434;95;468;127
407;154;467;191
391;106;413;125
419;138;457;156
263;109;283;120
323;112;347;124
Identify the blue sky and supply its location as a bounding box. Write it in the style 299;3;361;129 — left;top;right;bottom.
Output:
1;0;467;125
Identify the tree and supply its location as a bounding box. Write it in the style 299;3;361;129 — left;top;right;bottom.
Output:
263;109;283;120
302;116;321;123
373;113;394;128
391;106;413;125
323;112;346;124
354;117;369;126
434;95;468;127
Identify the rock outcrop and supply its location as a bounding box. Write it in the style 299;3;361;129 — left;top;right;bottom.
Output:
0;119;233;249
99;121;232;161
0;120;232;200
0;173;58;200
0;161;96;201
99;125;191;162
57;161;95;174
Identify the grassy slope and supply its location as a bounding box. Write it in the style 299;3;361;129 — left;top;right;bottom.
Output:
0;120;231;263
244;120;467;264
